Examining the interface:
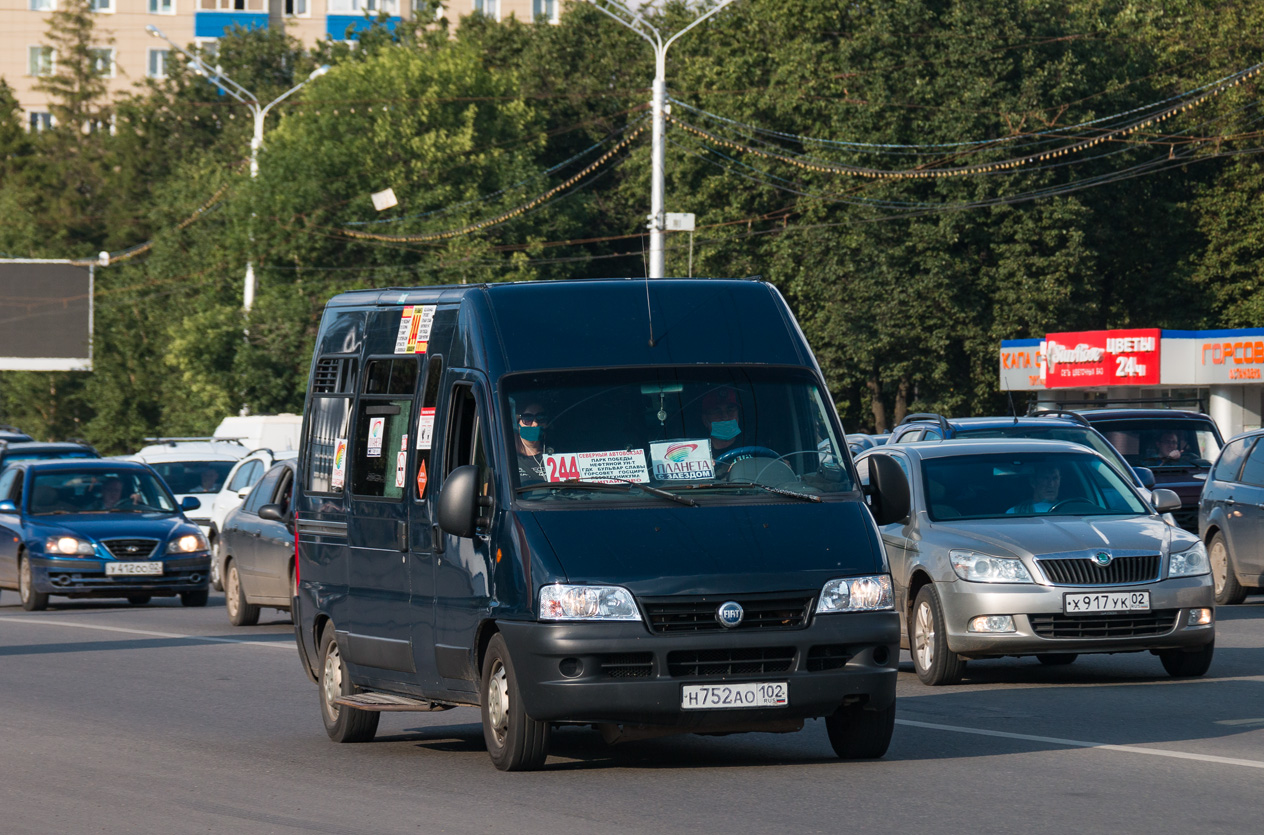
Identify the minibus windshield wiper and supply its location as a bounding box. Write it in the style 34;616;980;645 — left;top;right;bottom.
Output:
602;478;697;507
676;481;822;503
516;479;697;506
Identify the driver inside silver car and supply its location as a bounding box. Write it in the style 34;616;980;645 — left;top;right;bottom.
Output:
1007;462;1061;515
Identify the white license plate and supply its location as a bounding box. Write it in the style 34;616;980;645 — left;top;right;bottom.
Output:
681;682;788;710
105;562;163;576
1063;590;1150;614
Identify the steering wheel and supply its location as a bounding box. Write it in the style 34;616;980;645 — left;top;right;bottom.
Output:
1050;498;1099;513
715;445;780;464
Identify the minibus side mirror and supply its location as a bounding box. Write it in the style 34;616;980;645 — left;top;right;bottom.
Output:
1151;488;1181;514
1133;466;1156;489
437;465;480;538
866;456;910;526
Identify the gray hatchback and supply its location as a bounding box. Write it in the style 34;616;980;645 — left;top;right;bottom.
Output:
856;439;1215;685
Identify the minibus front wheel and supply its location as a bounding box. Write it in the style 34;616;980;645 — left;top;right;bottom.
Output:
480;634;550;771
319;626;379;743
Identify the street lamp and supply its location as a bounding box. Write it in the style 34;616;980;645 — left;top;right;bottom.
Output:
587;0;737;278
145;25;329;312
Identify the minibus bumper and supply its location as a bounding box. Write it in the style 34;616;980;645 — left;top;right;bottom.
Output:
497;611;899;726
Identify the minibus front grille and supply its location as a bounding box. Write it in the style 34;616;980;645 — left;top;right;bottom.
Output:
806;645;854;672
598;653;653;678
1029;609;1179;639
1037;555;1160;586
667;647;795;678
641;594;814;633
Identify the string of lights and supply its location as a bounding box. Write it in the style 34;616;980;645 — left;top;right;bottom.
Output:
67;181;233;267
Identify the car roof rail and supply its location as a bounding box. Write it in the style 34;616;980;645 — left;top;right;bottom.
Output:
0;424;24;433
143;436;245;446
895;412;952;437
1043;396;1208;414
1026;409;1093;428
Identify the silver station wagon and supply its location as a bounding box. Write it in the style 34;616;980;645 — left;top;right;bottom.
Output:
856;439;1215;685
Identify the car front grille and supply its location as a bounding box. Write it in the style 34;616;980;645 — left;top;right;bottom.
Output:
101;539;159;558
598;653;654;679
666;647;795;678
1171;506;1199;533
1037;555;1160;586
1029;609;1179;639
641;593;814;634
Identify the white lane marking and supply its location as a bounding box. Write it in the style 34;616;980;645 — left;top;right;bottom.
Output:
897;718;1264;770
0;617;293;650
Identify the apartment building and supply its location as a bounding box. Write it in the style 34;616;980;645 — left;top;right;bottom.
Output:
2;0;562;129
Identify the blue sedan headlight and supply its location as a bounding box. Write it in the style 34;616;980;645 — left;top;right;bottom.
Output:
44;536;95;556
166;533;209;554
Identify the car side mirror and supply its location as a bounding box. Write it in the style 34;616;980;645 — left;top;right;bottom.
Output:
1151;488;1181;514
437;465;482;538
1133;466;1156;489
0;499;16;513
258;503;286;523
237;487;252;500
181;496;202;511
867;456;910;526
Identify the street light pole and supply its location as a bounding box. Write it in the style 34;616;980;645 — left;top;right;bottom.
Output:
145;26;328;312
588;1;737;278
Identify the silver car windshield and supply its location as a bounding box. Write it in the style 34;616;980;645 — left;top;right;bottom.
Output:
952;426;1137;484
506;366;853;503
921;451;1149;521
29;470;178;515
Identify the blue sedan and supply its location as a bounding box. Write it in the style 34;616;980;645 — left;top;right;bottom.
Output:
0;460;211;610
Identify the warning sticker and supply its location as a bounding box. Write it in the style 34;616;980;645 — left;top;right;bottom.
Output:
417;460;428;498
331;438;348;489
417;406;435;450
544;449;650;484
395;450;407;489
650;439;715;481
394;305;437;355
367;417;385;457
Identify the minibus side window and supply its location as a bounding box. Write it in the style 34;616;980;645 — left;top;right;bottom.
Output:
414;355;443;503
304;356;358;495
351;357;418;499
446;384;493;500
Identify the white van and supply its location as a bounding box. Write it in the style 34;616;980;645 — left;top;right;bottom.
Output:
213;414;303;452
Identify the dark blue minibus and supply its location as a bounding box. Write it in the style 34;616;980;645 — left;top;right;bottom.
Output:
292;279;900;770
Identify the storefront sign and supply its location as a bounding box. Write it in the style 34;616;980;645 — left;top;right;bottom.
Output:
1043;328;1160;388
999;339;1044;391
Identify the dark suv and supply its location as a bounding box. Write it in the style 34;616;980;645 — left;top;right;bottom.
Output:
888;412;1154;493
1074;409;1224;532
0;441;100;473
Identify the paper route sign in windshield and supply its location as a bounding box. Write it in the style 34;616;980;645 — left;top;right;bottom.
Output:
544;449;650;484
651;439;715;480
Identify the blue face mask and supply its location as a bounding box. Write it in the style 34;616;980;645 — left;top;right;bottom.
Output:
710;419;741;441
519;425;542;443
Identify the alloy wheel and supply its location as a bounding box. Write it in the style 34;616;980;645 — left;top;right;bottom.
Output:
19;558;31;604
914;600;935;671
1209;539;1228;596
226;565;240;619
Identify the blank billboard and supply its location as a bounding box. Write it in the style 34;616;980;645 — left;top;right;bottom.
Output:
0;261;93;371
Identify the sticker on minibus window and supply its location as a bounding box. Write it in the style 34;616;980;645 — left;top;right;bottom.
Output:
395;450;407;489
367;417;385;457
650;439;715;481
544;450;650;484
417;407;435;450
394;305;437;355
331;438;347;489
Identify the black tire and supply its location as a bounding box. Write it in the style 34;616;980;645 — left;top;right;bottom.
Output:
826;700;895;759
1208;533;1247;606
1160;640;1215;678
318;625;379;743
910;585;965;685
225;561;260;626
180;589;209;607
480;634;550;771
18;555;49;612
1037;654;1078;666
127;594;152;606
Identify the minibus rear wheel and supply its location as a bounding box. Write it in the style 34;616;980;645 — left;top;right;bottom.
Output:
319;625;379;743
480;634;550;771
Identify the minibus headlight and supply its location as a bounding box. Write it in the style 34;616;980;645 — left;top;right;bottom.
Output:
1169;541;1209;578
44;536;95;556
166;533;209;554
539;584;642;621
816;575;894;613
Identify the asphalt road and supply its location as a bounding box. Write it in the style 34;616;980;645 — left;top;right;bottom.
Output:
2;590;1262;835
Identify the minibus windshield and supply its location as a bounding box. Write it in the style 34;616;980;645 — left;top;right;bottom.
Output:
505;367;853;502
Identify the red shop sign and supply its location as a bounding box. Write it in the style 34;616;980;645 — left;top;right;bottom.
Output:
1044;328;1161;388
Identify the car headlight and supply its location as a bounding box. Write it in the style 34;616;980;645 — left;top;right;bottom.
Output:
166;533;209;554
816;575;894;613
44;536;95;556
950;550;1034;583
539;584;642;621
1169;541;1209;578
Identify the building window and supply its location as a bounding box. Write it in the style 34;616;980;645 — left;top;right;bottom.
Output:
29;112;53;132
472;0;497;19
148;48;169;78
199;0;265;10
148;0;174;13
29;0;55;10
284;0;307;15
195;38;219;60
28;46;54;77
91;48;115;78
414;0;443;19
329;0;398;12
532;0;557;23
91;0;114;11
